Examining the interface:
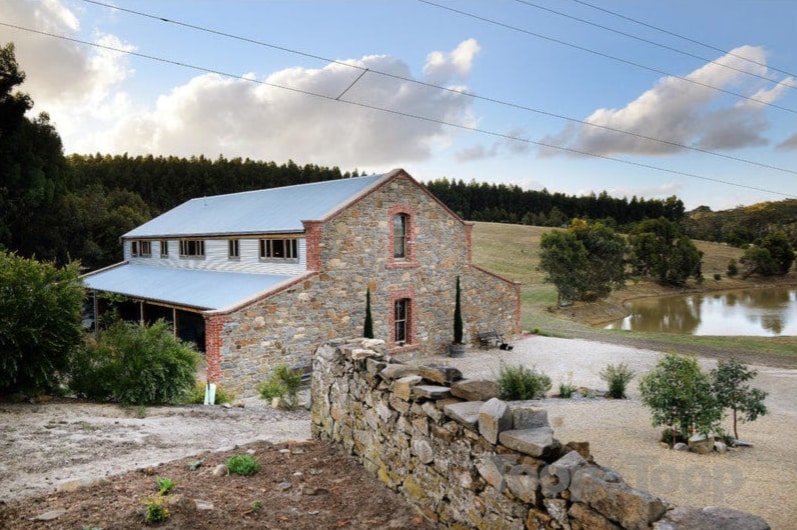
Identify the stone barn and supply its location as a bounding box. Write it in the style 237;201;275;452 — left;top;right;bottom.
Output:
83;169;520;395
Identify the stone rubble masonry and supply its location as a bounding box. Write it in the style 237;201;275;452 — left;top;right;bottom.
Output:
204;173;520;397
311;338;771;530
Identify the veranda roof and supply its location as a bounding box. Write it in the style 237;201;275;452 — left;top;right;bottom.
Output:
83;263;296;311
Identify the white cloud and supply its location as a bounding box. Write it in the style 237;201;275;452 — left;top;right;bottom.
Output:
538;46;788;158
106;43;478;167
423;38;480;85
6;1;481;168
2;0;133;107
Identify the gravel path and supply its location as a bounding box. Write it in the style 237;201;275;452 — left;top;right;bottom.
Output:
415;334;797;530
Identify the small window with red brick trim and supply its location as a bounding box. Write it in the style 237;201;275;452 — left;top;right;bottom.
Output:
394;298;410;344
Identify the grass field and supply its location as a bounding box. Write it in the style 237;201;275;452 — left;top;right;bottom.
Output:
470;222;797;363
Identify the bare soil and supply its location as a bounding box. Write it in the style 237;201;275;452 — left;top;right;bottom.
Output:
0;399;431;529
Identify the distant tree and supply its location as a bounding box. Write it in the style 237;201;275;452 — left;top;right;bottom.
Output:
711;359;768;440
639;353;722;441
539;230;587;306
740;232;795;277
568;219;627;301
0;252;84;395
630;217;702;286
539;219;626;304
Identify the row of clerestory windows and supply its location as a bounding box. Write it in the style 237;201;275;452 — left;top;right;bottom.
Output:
129;238;299;261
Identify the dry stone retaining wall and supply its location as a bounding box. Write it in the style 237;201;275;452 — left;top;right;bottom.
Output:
310;338;770;530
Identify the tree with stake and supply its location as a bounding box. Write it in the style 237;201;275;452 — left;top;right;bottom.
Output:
711;359;768;440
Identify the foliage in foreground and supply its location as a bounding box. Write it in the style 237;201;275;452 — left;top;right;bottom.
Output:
497;363;552;400
638;353;722;439
0;252;84;395
226;454;260;476
599;362;636;399
68;320;199;405
258;365;303;408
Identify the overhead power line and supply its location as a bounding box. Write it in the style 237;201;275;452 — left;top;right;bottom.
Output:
513;0;795;92
67;0;797;177
2;21;794;201
417;0;797;115
569;0;797;81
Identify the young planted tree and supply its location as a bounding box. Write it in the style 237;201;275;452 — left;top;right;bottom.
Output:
639;353;722;443
711;359;768;440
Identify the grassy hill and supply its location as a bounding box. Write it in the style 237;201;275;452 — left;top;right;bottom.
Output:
470;222;797;366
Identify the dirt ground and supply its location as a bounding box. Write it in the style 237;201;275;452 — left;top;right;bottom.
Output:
0;399;431;529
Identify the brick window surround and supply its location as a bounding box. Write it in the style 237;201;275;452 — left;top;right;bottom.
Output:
387;204;419;269
389;288;418;354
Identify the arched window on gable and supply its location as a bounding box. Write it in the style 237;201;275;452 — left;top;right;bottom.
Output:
393;213;407;259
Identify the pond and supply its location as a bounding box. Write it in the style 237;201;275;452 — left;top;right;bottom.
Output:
603;286;797;336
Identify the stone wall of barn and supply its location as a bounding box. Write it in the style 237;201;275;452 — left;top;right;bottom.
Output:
310;338;771;530
205;173;520;396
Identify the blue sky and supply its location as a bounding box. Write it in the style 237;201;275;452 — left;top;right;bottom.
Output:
2;0;796;211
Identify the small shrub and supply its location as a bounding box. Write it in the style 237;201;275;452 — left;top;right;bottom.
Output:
558;371;575;398
156;476;174;495
184;381;236;405
227;454;260;476
497;363;551;400
599;362;635;399
558;382;575;398
69;320;199;405
713;273;722;281
143;496;170;524
639;353;722;439
258;365;303;409
726;259;739;277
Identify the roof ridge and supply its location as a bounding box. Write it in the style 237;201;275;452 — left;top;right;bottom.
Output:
189;172;386;202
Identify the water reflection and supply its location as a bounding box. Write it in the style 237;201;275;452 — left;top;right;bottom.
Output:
604;287;797;336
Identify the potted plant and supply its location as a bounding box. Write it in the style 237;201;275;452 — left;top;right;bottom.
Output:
449;276;466;357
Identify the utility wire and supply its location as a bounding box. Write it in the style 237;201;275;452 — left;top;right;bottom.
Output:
69;0;797;176
513;0;795;92
570;0;797;81
417;0;797;115
2;21;793;201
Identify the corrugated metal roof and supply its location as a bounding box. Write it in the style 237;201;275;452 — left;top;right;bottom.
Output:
124;172;391;238
83;264;297;311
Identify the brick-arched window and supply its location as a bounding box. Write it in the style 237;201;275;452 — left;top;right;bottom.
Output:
393;214;408;259
387;205;418;268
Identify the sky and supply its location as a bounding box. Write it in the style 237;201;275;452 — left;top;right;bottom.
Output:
1;0;796;211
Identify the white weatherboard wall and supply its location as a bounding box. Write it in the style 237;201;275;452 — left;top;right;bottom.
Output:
124;238;307;275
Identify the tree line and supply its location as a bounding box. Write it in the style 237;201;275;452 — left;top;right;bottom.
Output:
425;178;685;228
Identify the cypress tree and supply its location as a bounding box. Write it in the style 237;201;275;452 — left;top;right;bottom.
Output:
363;287;374;339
